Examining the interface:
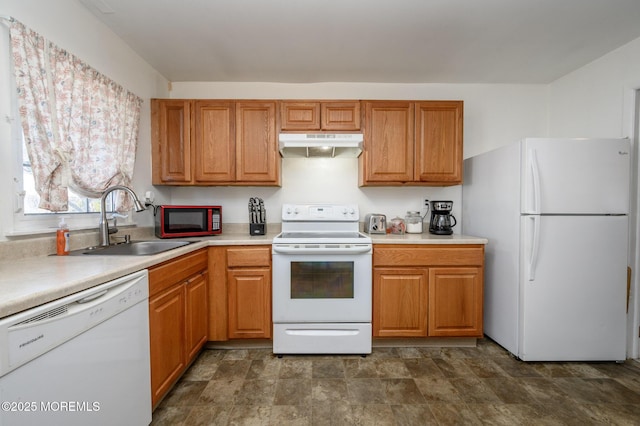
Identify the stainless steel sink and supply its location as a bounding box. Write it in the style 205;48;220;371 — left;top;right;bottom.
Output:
74;240;193;256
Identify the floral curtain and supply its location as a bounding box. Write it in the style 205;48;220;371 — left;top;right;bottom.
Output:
10;19;143;212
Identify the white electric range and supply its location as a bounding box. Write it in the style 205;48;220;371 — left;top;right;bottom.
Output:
271;204;372;355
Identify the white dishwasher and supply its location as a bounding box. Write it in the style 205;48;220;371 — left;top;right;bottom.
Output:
0;270;151;426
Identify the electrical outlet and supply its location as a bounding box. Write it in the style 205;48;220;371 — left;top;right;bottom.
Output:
423;198;430;208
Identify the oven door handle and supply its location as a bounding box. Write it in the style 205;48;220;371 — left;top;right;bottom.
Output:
272;245;372;255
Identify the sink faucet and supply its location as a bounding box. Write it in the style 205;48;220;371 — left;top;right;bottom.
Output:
98;185;146;246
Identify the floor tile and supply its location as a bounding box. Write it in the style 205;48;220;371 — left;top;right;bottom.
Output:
311;359;345;378
273;378;312;406
345;378;387;404
269;405;311;426
311;378;348;403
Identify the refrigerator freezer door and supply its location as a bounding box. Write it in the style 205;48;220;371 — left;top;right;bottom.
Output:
520;215;628;361
521;138;630;214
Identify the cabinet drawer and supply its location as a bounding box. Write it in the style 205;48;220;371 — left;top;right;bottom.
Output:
149;249;208;296
373;245;483;267
227;246;271;268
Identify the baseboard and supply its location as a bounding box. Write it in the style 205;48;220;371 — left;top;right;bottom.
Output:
205;337;477;350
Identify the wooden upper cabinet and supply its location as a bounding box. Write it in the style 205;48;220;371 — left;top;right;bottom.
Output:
151;99;192;184
280;101;360;131
415;101;463;184
360;101;415;184
321;101;360;130
235;101;280;184
281;102;321;130
193;101;235;183
360;100;463;186
151;99;280;186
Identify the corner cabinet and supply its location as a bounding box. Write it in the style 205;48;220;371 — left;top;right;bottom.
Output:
148;249;208;408
208;245;272;341
151;99;280;186
373;244;483;338
360;100;463;186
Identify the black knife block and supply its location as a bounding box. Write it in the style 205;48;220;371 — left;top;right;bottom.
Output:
250;223;266;236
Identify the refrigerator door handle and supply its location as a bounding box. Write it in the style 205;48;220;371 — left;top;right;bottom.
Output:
528;216;540;281
528;148;541;214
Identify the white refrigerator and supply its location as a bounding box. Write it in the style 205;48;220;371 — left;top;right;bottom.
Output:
463;138;630;361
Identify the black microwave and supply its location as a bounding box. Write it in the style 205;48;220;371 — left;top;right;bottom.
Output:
155;205;222;238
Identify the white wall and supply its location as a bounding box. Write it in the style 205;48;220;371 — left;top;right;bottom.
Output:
549;37;640;138
548;36;640;359
168;82;548;227
0;0;169;241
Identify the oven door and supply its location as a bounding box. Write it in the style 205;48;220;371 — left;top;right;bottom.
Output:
272;244;372;323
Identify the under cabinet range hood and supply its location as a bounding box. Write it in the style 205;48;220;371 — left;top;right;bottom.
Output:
278;133;363;158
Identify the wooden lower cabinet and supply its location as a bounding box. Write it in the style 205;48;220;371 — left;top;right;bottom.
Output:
373;244;484;338
428;267;483;337
186;271;209;359
227;268;271;338
208;245;272;341
149;283;185;408
148;249;208;408
373;268;428;337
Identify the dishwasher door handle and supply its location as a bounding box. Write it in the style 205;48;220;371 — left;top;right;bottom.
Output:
76;290;108;304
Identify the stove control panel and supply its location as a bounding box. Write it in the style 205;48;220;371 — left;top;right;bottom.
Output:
282;204;359;221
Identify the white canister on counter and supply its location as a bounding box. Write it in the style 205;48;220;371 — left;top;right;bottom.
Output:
405;211;423;233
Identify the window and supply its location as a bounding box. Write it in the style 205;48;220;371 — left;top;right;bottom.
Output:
6;19;142;235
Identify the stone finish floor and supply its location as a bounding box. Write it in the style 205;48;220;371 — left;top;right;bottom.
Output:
151;339;640;425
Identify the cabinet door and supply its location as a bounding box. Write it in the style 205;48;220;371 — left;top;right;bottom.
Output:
281;101;320;130
185;271;209;362
151;99;192;184
415;101;463;185
321;101;361;130
149;283;186;408
361;101;414;184
193;101;235;182
235;101;280;184
227;268;272;339
428;267;483;337
373;268;428;337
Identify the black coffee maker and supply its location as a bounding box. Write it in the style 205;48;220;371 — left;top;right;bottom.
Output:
429;200;457;235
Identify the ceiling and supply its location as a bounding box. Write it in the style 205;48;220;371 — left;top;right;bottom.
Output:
80;0;640;84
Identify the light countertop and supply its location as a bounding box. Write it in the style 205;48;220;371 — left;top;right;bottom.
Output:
369;233;488;245
0;231;487;319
